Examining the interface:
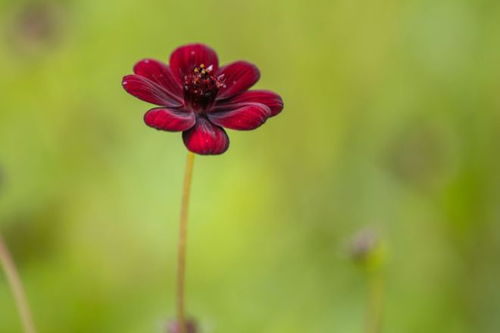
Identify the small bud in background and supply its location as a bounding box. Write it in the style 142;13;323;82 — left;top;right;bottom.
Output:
350;228;377;261
167;319;197;333
349;228;384;271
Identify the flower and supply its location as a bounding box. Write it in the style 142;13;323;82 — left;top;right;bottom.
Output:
122;43;283;155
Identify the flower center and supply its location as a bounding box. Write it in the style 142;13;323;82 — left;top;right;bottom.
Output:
183;64;225;112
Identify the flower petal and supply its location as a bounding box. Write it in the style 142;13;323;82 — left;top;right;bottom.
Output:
182;117;229;155
144;108;195;132
220;90;283;117
169;43;219;81
209;103;271;130
122;75;183;107
133;59;183;102
216;61;260;100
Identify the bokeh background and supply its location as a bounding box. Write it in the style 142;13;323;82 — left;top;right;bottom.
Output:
1;0;500;332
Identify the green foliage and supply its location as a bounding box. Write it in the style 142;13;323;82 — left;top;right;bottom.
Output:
1;0;500;332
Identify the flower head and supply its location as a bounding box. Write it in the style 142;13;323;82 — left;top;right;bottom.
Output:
122;43;283;155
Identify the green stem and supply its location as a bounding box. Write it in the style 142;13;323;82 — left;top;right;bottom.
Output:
0;235;37;333
365;270;384;333
176;152;195;333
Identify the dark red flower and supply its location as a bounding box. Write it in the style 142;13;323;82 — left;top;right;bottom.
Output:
122;43;283;155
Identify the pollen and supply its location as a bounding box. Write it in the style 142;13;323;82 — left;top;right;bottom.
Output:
183;63;225;111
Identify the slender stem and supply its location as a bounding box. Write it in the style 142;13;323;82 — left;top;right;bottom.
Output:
176;152;195;333
365;270;384;333
0;235;37;333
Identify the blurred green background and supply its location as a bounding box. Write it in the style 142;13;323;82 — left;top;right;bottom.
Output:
1;0;500;332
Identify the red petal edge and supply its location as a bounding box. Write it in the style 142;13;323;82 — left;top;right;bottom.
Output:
209;103;271;130
169;43;219;82
133;59;183;102
122;75;182;107
182;117;229;155
216;61;260;100
144;108;195;132
220;90;283;117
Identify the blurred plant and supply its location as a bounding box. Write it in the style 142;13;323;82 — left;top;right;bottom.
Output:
0;165;4;191
0;235;37;333
5;1;66;55
167;319;197;333
122;43;284;332
385;120;450;191
350;228;385;333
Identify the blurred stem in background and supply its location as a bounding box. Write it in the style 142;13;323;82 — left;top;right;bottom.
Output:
0;235;37;333
350;228;385;333
365;268;384;333
176;152;196;333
